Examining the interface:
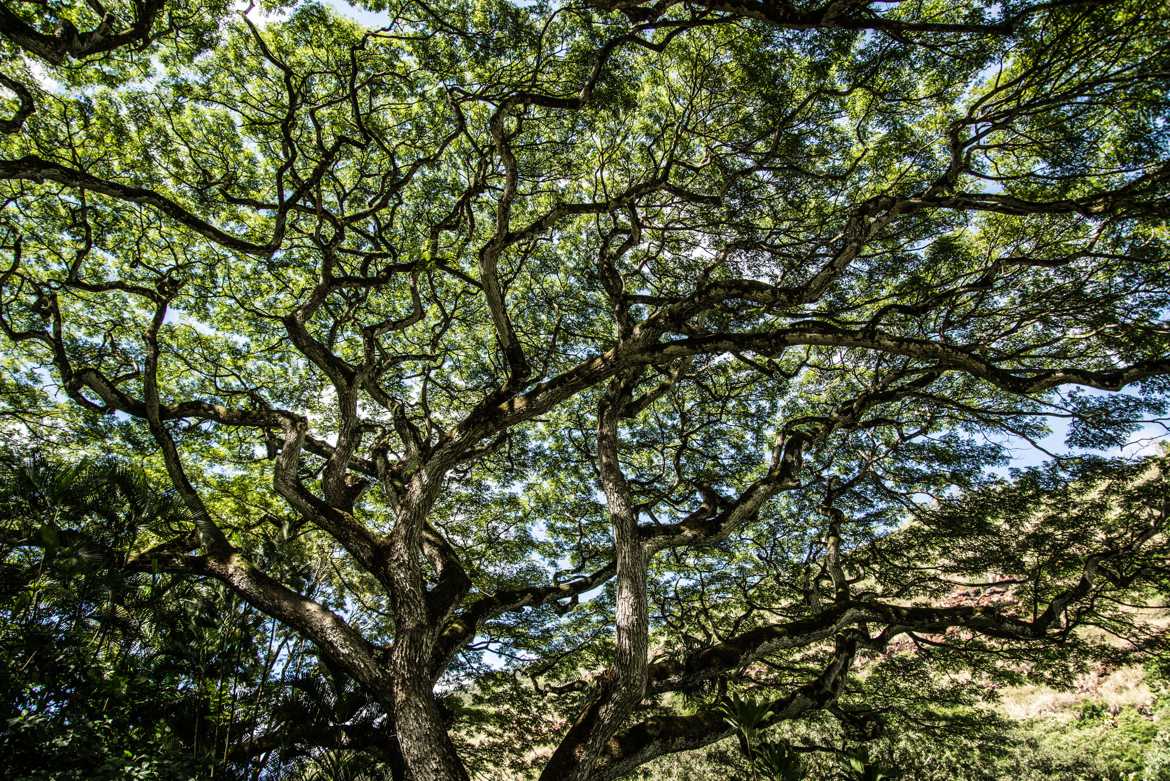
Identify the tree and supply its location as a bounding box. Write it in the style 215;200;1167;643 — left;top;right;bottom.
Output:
0;450;398;780
1;0;1168;778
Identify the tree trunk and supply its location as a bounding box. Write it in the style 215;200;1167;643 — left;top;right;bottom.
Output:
389;474;470;781
542;377;650;780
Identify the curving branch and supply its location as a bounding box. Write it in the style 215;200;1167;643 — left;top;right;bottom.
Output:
0;74;34;134
0;0;167;64
580;510;1166;777
591;632;861;781
0;155;283;255
586;0;1113;36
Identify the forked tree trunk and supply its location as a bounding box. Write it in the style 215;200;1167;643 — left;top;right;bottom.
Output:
389;474;471;781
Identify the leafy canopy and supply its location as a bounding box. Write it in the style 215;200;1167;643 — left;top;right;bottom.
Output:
1;0;1168;778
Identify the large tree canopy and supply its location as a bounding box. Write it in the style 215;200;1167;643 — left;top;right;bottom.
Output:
1;0;1168;778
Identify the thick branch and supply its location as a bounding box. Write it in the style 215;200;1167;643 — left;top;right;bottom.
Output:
0;0;167;64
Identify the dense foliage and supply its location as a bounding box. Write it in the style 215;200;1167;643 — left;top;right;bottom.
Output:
1;0;1169;778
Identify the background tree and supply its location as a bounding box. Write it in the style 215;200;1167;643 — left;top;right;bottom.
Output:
0;450;406;779
1;0;1168;778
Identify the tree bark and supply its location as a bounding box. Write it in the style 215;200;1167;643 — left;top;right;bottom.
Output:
542;375;649;781
389;472;470;781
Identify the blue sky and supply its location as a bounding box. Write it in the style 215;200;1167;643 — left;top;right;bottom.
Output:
323;0;393;27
